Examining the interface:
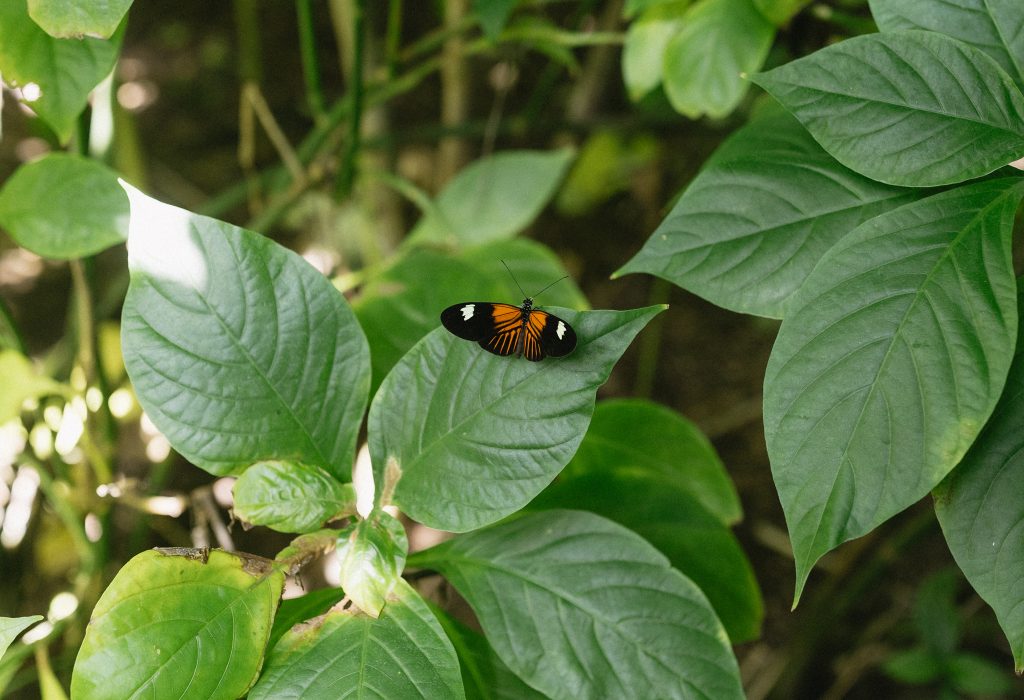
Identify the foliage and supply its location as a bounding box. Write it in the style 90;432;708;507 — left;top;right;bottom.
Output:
1;0;1022;697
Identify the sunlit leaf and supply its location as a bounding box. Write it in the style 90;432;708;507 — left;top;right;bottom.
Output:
336;510;407;618
662;0;774;119
0;1;123;142
0;617;42;661
764;179;1024;603
0;154;128;259
250;579;464;700
368;306;665;532
622;1;690;102
27;0;132;39
752;0;810;25
120;184;370;479
71;549;284;700
412;510;743;699
752;31;1024;186
0;350;71;423
232;460;356;533
615;107;923;317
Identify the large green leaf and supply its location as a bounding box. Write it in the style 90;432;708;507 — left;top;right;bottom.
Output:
120;184;370;479
0;154;128;259
0;1;123;142
475;0;518;40
411;509;743;699
0;616;42;661
232;460;356;533
764;179;1024;603
267;587;347;653
934;285;1024;671
622;1;690;102
752;0;811;26
869;0;1024;90
249;579;465;699
565;398;741;524
615;107;923;318
27;0;132;39
662;0;775;119
71;549;284;700
530;468;763;643
355;240;586;397
407;149;575;246
752;31;1024;187
368;306;664;532
336;509;407;618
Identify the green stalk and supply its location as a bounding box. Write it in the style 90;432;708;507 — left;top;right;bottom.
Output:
335;0;366;199
296;0;326;119
385;0;403;78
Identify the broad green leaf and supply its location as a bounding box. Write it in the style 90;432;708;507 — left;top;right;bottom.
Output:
948;653;1013;695
250;579;465;700
71;549;284;700
752;0;810;26
0;154;128;259
622;2;690;102
28;0;132;39
0;2;123;142
869;0;1024;90
407;149;575;246
267;587;347;653
662;0;774;119
615;107;923;318
368;305;665;532
355;240;586;396
232;461;356;533
120;184;370;479
475;0;518;40
934;285;1024;671
564;398;741;524
429;605;546;700
764;179;1024;604
913;569;959;656
336;510;407;618
0;616;42;660
556;130;660;216
883;647;943;685
752;31;1024;187
411;510;743;699
530;469;763;642
0;350;71;423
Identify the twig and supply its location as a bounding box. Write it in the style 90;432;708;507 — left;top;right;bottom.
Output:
335;0;366;199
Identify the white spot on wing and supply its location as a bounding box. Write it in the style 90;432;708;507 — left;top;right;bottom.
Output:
556;321;566;339
461;304;474;320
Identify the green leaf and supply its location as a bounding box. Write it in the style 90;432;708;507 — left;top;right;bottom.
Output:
368;305;665;532
411;510;743;699
751;31;1024;187
0;616;42;661
882;647;944;685
565;398;741;524
27;0;132;38
622;1;690;102
530;468;763;642
0;1;123;142
267;587;347;653
336;510;408;618
0;154;128;259
120;184;370;479
615;99;923;318
934;283;1024;671
869;0;1024;90
624;0;682;18
662;0;775;119
764;179;1024;604
407;149;575;246
912;569;959;656
71;549;284;700
556;131;660;216
232;460;356;533
752;0;810;25
948;652;1013;695
475;0;518;40
355;240;586;397
0;350;71;423
250;579;465;700
0;298;23;353
429;605;546;700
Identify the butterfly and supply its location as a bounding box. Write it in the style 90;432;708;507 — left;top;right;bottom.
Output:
440;263;578;362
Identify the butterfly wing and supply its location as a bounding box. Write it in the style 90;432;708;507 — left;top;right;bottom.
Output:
478;303;523;356
441;302;524;356
523;309;577;361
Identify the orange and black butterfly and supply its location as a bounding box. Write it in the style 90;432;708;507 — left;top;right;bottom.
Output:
440;263;577;362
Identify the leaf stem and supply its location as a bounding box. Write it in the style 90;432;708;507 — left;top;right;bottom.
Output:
296;0;326;120
335;0;366;199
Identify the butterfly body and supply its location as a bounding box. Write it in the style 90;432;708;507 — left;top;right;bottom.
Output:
440;298;577;361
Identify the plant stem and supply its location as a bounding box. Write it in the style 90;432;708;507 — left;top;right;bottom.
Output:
385;0;403;78
633;277;670;398
335;0;366;199
296;0;326;120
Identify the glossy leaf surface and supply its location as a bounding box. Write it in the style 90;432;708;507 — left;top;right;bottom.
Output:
336;510;408;617
27;0;131;38
232;460;356;533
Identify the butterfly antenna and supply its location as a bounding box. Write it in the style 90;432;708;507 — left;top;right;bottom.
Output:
501;259;529;299
531;275;568;299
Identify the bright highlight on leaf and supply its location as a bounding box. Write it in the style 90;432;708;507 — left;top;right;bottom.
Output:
764;178;1024;604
